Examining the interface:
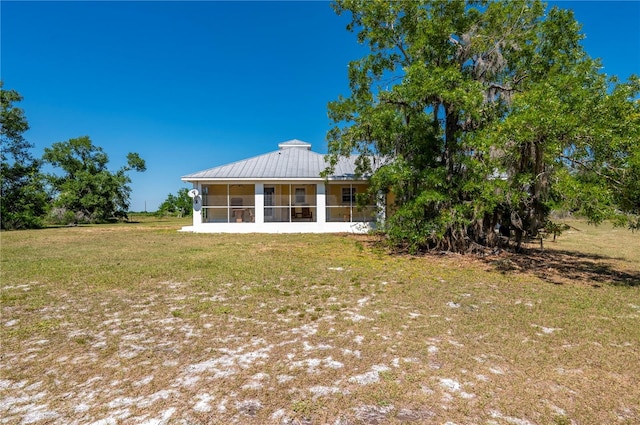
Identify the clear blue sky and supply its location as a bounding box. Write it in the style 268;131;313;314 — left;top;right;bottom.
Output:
2;1;639;212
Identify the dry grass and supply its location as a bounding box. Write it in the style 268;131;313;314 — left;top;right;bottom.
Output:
490;219;640;287
1;217;639;424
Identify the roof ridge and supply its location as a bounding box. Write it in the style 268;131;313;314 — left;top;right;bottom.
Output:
278;139;311;150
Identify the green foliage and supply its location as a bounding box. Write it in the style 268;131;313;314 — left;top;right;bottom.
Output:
327;0;640;253
0;82;50;229
567;77;640;229
156;188;192;217
42;136;146;223
543;221;570;242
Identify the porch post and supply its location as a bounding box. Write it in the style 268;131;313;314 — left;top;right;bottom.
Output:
376;190;386;224
193;184;203;226
316;182;326;224
255;183;264;224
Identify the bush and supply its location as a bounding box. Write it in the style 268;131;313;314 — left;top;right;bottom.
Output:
47;208;89;225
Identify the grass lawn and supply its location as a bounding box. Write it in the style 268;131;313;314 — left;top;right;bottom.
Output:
1;216;639;424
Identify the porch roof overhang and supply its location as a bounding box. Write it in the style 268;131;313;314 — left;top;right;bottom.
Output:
180;176;370;183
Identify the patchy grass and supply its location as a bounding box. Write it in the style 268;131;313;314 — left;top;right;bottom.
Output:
1;219;639;424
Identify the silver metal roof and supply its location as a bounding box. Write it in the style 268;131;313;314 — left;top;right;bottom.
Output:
181;139;367;181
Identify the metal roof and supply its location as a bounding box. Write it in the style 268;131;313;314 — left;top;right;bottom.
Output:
181;139;368;181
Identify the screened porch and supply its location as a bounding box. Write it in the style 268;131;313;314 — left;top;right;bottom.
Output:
263;184;317;222
325;183;376;222
201;184;256;223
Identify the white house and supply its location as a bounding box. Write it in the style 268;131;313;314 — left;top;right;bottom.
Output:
180;139;387;233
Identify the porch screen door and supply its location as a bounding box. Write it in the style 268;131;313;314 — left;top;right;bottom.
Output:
264;186;274;218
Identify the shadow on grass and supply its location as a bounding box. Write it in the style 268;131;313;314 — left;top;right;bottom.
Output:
484;248;640;287
40;221;141;229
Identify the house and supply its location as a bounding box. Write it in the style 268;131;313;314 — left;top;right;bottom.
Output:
180;139;387;233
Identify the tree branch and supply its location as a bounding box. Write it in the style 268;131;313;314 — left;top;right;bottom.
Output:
560;154;624;187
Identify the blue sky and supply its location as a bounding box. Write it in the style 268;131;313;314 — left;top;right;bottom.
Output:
2;1;639;212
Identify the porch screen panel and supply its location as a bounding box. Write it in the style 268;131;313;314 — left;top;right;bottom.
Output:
326;183;376;222
202;184;255;223
291;184;316;222
266;184;291;222
351;183;376;222
229;184;255;223
202;184;227;223
265;184;317;222
326;184;350;222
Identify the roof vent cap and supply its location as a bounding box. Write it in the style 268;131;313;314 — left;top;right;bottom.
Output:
278;139;311;150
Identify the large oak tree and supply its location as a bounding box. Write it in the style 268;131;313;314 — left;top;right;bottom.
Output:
0;82;49;229
43;136;146;223
326;0;639;252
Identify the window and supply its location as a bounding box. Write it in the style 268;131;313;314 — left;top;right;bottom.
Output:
342;187;356;204
295;187;306;204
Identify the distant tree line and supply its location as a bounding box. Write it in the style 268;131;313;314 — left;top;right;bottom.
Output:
1;82;146;229
325;0;639;253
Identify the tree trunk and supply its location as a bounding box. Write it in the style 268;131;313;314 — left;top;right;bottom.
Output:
443;104;459;182
529;138;547;235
